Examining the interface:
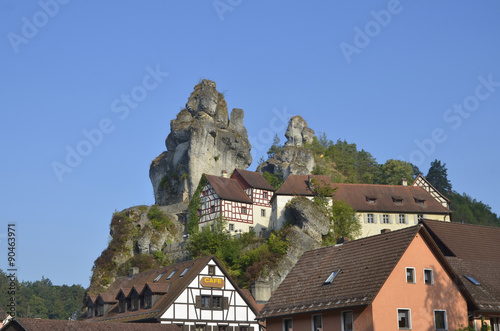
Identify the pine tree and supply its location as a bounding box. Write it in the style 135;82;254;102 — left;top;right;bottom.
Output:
426;159;452;193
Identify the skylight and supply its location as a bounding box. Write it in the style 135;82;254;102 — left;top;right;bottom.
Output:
153;273;164;283
180;267;190;277
464;275;481;286
166;270;177;280
324;270;340;284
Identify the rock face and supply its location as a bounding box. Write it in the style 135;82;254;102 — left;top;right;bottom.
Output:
150;80;252;205
257;116;316;180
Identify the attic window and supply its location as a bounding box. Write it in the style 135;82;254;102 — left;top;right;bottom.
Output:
153;273;164;283
366;197;377;204
180;267;190;277
324;270;340;284
464;275;481;286
166;270;177;280
414;198;425;205
392;197;403;205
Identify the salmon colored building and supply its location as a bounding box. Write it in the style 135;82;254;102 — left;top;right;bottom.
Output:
257;225;469;331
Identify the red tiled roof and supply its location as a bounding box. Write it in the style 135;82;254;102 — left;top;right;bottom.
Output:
421;220;500;311
205;174;252;204
232;169;275;191
97;293;118;304
275;175;331;196
2;317;180;331
258;226;422;319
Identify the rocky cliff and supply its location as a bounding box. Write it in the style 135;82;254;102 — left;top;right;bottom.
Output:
150;80;252;206
258;115;316;180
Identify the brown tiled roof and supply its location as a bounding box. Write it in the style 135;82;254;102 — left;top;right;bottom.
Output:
232;169;275;191
332;183;451;214
421;220;500;311
273;175;451;214
205;174;252;204
258;226;422;319
274;175;331;196
3;317;180;330
98;293;118;304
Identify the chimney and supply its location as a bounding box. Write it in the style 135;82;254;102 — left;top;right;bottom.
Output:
221;170;228;178
251;279;272;304
381;229;391;234
402;178;407;186
336;237;350;244
129;267;139;277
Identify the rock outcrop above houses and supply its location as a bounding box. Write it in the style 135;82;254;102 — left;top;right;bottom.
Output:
150;79;252;206
258;115;316;180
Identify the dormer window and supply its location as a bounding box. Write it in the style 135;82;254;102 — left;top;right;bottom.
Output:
366;197;376;204
119;299;127;313
393;197;403;205
324;270;340;284
414;198;425;205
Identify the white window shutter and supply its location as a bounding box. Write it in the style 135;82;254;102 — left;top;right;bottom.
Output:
373;214;378;224
363;213;367;223
414;214;418;224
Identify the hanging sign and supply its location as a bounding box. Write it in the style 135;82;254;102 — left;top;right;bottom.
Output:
201;277;225;288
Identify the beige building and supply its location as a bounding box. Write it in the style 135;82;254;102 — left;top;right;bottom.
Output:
270;174;451;239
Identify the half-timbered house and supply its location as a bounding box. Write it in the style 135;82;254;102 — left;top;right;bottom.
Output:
85;256;261;330
198;169;274;235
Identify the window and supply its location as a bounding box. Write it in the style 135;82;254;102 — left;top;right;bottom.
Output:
434;310;447;330
398;309;411;329
241;206;247;214
324;270;340;284
312;315;322;331
366;197;376;204
424;269;434;285
180;267;190;277
406;268;415;283
119;299;127;313
342;311;353;331
382;214;390;224
367;214;375;223
211;205;215;213
145;293;152;309
201;295;211;308
208;265;216;275
393;197;403;205
283;318;293;331
263;192;268;199
153;273;163;282
132;296;139;311
418;214;424;221
199;295;225;310
261;209;266;217
218;326;228;331
399;214;406;224
249;226;254;232
229;224;235;231
414;198;425;205
166;270;177;280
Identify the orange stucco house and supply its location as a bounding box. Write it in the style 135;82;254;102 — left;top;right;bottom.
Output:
257;225;469;331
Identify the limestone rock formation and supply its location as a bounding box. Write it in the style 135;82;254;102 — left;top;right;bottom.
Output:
150;80;252;205
257;116;316;180
284;197;330;243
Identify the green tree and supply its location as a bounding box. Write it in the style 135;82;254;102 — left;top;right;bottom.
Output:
426;159;452;193
267;134;283;159
323;200;361;246
262;171;284;190
377;159;415;185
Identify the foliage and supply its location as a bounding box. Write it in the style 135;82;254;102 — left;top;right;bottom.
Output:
187;174;207;235
262;171;284;190
0;270;85;320
186;218;289;288
267;134;283;159
448;192;500;227
427;159;453;193
147;206;175;232
327;200;361;243
310;177;336;212
456;318;490;331
376;159;415;185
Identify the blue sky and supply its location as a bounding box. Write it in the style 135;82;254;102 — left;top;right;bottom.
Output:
1;1;499;287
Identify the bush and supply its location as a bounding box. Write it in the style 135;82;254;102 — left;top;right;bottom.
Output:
147;206;175;232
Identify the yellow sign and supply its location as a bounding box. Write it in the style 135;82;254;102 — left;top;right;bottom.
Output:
201;277;225;288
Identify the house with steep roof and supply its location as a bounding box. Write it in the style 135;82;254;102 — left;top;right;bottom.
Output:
198;169;274;235
257;225;469;331
270;175;452;238
422;220;500;330
85;256;261;330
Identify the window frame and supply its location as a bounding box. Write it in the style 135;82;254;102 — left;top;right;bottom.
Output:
261;209;266;217
406;267;416;284
208;265;216;275
397;308;412;330
434;310;447;330
367;213;375;224
263;192;268;199
424;268;434;285
229;223;235;232
382;214;390;224
399;214;406;224
283;318;293;331
241;206;247;214
341;310;354;331
312;314;322;331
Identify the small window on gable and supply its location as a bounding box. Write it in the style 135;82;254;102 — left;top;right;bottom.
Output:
208;265;216;275
241;206;247;214
153;273;164;283
166;270;177;280
324;270;340;284
263;192;268;199
180;267;190;277
464;275;481;285
406;267;415;283
424;269;434;285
